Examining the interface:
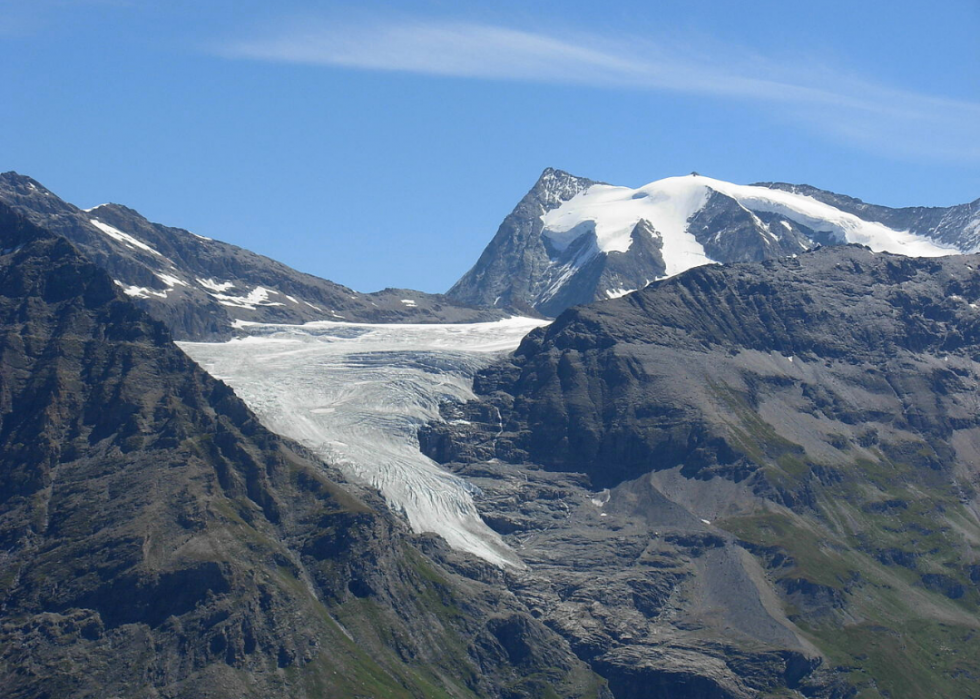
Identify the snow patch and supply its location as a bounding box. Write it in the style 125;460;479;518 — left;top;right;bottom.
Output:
155;273;188;288
89;218;163;256
209;286;285;310
122;285;168;299
541;178;713;276
400;299;418;307
606;287;635;299
591;489;611;508
197;278;235;293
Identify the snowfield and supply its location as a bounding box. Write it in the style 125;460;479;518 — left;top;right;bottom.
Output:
179;317;548;568
541;174;957;279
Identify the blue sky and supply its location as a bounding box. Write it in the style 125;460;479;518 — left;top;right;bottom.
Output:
2;0;979;293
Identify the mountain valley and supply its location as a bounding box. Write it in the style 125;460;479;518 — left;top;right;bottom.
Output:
1;169;979;698
0;200;607;698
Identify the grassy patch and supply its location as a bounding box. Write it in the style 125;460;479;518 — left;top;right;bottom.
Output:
800;619;980;699
709;381;817;490
719;511;853;589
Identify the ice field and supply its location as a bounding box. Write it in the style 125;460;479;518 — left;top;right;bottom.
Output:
179;317;547;568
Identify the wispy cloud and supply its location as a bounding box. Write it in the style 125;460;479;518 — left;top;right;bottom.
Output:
214;17;980;163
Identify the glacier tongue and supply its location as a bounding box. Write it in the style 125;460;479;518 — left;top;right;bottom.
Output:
179;317;548;568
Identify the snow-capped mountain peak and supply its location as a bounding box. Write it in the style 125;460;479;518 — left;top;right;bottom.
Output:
450;169;974;316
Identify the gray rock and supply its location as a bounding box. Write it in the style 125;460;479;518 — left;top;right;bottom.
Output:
448;168;597;315
427;245;980;697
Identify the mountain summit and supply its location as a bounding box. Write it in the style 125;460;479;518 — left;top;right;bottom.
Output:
449;169;980;316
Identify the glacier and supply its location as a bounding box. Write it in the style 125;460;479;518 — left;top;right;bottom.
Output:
541;174;958;278
178;316;548;568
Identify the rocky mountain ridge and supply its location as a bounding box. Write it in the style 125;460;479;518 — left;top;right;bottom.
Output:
0;172;503;340
0;201;605;698
449;168;980;317
427;245;980;698
759;181;980;250
7;162;980;697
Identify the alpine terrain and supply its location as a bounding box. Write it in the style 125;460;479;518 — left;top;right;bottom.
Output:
449;168;980;316
0;172;503;341
3;167;980;699
427;245;980;698
0;201;606;697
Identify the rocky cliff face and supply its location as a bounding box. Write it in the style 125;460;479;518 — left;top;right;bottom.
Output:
426;245;980;698
449;169;979;318
0;203;606;699
447;168;599;315
0;173;503;340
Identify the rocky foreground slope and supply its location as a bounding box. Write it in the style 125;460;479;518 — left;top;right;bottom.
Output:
449;168;980;317
0;172;502;340
426;245;980;698
0;203;605;698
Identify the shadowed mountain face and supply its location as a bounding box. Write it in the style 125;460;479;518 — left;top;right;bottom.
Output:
449;168;980;318
0;203;606;699
425;246;980;698
0;172;503;340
